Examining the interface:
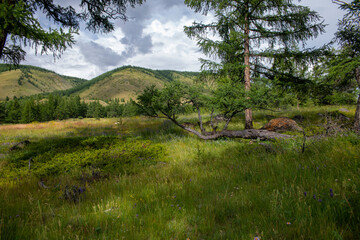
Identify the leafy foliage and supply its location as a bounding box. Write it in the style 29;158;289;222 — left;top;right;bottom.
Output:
136;79;277;134
0;0;76;66
0;0;145;66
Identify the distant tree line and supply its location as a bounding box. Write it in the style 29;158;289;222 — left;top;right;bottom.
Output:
0;95;139;124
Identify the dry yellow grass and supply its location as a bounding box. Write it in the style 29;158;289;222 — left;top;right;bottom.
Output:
0;68;83;100
79;68;196;101
79;68;166;101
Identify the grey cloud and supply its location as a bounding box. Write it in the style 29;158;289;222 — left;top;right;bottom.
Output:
78;41;124;68
114;0;194;63
63;0;193;65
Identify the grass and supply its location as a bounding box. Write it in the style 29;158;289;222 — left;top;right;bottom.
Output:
78;67;196;101
0;66;85;100
0;106;359;239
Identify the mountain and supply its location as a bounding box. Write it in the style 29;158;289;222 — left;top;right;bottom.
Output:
0;64;86;100
64;66;198;101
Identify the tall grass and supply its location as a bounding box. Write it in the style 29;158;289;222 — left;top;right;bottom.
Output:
0;106;359;239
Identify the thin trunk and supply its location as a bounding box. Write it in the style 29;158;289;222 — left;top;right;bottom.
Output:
244;4;253;129
0;31;8;59
209;108;217;132
195;103;205;133
354;67;360;133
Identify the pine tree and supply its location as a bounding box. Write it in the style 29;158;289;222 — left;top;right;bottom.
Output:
185;0;326;128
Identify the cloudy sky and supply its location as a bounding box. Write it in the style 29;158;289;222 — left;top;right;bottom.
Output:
21;0;345;80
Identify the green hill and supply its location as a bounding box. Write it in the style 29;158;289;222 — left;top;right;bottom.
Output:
0;64;86;100
65;66;198;101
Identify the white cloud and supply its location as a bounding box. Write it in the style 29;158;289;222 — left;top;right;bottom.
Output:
9;0;347;80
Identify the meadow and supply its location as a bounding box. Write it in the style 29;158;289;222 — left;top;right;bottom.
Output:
0;106;359;240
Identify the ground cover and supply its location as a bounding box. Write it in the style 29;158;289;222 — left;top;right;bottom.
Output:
0;106;359;239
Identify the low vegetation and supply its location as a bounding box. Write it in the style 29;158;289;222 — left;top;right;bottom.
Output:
0;64;86;100
1;106;359;239
50;66;198;102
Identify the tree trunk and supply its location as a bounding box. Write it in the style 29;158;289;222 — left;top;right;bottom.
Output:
0;31;8;59
244;5;253;129
354;67;360;133
168;117;292;141
181;127;293;141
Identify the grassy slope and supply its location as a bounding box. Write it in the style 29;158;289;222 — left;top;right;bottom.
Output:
0;106;359;239
79;68;167;101
0;65;198;101
71;66;198;101
0;65;86;100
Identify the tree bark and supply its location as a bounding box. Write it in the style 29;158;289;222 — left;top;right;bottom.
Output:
244;4;253;129
354;67;360;133
181;127;293;140
167;117;292;141
0;31;8;59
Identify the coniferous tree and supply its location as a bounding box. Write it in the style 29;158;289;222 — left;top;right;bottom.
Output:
0;101;5;123
21;98;39;123
87;101;104;119
185;0;326;128
5;97;21;123
106;99;123;118
54;97;71;120
333;0;360;132
0;0;144;66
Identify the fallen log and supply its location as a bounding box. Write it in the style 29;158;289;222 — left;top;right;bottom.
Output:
180;126;294;140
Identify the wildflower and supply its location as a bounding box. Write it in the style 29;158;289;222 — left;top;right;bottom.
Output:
79;187;86;193
318;199;322;202
254;237;260;240
313;194;316;200
304;192;307;197
286;222;291;225
330;189;334;198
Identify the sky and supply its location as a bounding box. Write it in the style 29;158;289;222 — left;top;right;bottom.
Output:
19;0;345;80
